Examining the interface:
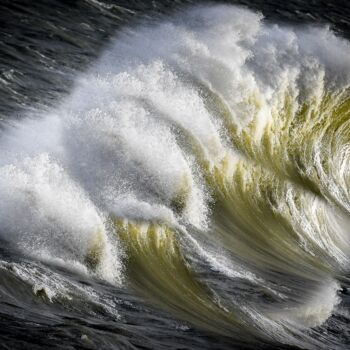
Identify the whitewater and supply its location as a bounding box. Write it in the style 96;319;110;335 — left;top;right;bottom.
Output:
1;4;350;349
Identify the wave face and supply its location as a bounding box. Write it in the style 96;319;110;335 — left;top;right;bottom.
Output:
1;4;350;349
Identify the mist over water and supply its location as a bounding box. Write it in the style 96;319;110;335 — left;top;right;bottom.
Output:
1;2;350;349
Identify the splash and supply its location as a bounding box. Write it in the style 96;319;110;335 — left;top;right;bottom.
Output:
0;4;350;349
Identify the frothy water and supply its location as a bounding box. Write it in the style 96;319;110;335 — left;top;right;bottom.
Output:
1;4;350;349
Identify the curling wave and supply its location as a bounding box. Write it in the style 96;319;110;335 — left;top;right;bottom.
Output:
1;4;350;349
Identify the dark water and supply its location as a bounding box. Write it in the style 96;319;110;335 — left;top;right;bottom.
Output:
1;1;350;349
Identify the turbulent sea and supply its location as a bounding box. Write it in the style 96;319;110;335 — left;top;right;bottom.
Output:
1;0;350;349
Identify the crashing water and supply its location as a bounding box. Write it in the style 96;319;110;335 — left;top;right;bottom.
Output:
1;3;350;349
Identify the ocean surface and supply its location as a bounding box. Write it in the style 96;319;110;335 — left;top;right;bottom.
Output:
1;1;350;349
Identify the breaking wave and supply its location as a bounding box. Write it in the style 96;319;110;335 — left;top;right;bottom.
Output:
1;4;350;349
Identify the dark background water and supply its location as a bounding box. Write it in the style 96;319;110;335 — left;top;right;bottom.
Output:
0;1;350;349
1;0;350;119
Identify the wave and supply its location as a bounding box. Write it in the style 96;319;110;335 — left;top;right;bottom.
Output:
1;4;350;349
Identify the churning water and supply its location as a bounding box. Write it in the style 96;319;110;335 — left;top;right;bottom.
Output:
1;1;350;349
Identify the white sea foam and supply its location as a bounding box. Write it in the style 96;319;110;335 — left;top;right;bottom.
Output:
0;4;349;339
285;280;341;328
0;260;120;318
